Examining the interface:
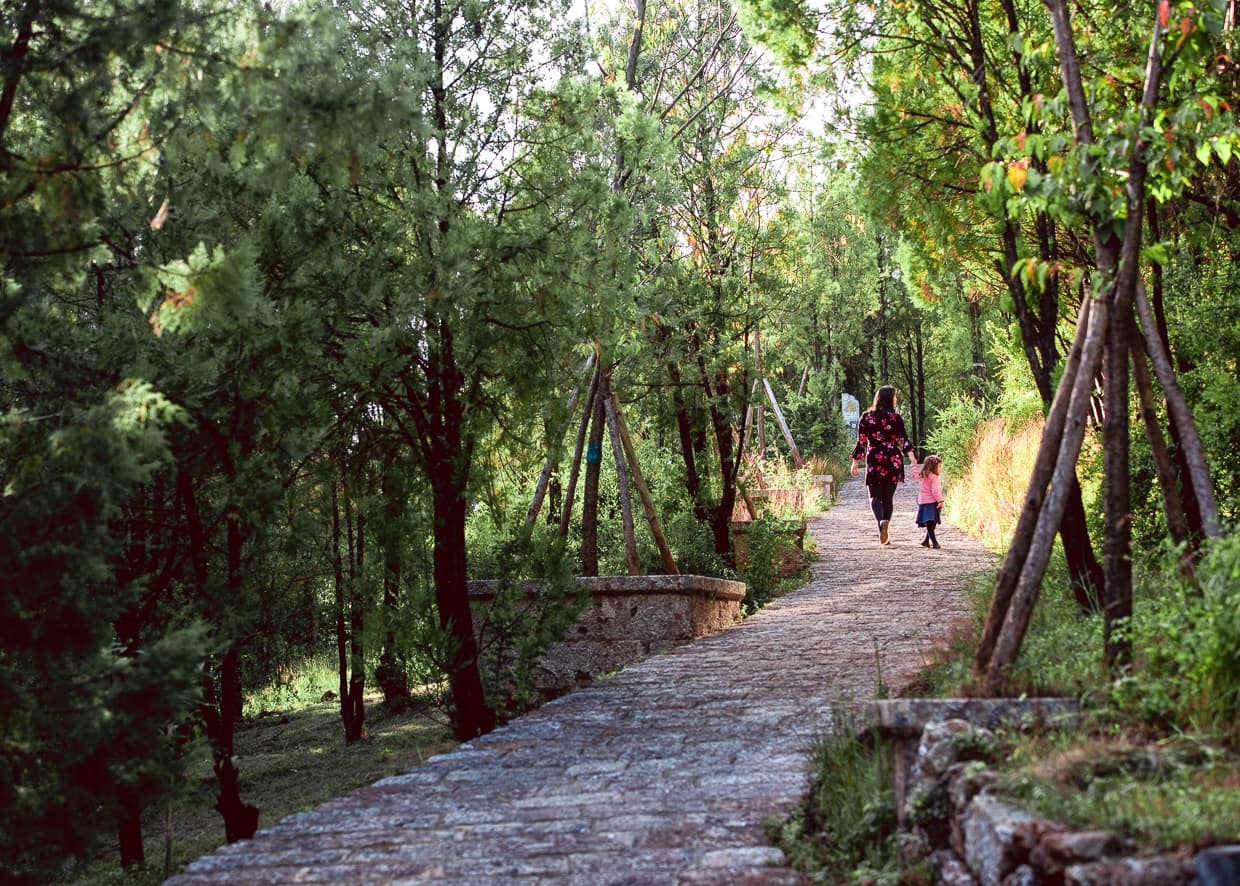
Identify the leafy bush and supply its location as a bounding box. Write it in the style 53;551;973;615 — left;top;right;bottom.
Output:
923;394;989;473
1113;530;1240;742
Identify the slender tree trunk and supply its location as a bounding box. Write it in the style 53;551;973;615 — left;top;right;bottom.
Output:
1146;200;1204;538
669;358;706;523
1103;301;1132;670
559;363;599;538
376;463;409;709
332;476;351;732
117;789;144;867
431;472;495;739
1134;282;1221;538
610;392;679;574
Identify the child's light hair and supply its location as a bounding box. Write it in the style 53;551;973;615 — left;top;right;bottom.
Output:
922;455;942;475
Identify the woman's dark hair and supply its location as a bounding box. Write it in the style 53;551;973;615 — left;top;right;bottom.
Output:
871;385;897;412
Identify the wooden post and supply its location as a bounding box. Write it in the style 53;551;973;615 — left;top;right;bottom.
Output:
602;389;641;576
528;353;596;525
755;327;766;454
763;379;805;469
974;294;1090;677
609;392;680;575
558;363;601;538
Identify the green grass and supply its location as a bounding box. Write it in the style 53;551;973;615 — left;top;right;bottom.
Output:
768;709;902;886
68;692;456;884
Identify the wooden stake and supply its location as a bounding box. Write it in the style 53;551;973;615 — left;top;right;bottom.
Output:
974;294;1090;676
603;390;640;575
559;363;600;538
985;285;1110;694
763;379;805;469
1133;280;1220;538
610;392;680;575
528;353;596;526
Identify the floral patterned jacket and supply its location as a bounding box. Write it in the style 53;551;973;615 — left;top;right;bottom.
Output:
851;408;914;486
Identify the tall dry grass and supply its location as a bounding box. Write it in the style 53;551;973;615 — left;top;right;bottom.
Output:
945;416;1043;550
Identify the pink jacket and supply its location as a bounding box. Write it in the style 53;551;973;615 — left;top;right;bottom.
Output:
918;472;944;504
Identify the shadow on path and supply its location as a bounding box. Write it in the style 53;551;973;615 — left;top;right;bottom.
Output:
170;477;994;885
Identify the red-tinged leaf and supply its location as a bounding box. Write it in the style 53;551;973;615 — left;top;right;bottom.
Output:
1180;16;1192;35
1158;0;1170;26
1198;99;1213;120
1016;131;1027;151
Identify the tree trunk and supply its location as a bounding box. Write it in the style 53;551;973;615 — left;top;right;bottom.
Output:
376;464;409;709
344;503;365;742
1102;303;1132;670
1134;281;1221;539
610;392;679;575
1130;315;1194;579
669;358;706;523
431;473;495;739
985;286;1109;693
117;788;144;867
206;646;259;842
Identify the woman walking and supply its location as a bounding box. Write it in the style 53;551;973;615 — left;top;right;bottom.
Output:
849;385;916;545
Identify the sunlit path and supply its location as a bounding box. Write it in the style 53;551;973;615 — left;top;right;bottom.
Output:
169;477;993;885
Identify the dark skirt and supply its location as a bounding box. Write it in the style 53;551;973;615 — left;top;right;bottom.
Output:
916;502;941;526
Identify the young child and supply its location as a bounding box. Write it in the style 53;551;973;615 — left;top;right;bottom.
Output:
916;455;945;549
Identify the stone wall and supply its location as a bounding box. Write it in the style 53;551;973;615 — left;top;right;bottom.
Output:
468;575;745;699
868;699;1236;885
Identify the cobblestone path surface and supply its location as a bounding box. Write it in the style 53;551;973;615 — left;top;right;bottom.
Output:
171;476;994;885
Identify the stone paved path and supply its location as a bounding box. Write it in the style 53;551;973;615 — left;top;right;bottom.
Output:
170;476;994;885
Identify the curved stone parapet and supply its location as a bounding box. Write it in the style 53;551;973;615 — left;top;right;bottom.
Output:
468;575;747;700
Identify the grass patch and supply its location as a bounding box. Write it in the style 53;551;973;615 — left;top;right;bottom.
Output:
767;708;903;885
993;729;1240;852
67;692;455;885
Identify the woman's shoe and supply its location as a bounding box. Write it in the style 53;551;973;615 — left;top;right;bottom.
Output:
879;520;890;544
931;541;941;549
920;539;931;548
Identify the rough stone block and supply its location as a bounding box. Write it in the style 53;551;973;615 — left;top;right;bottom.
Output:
962;793;1036;886
1199;846;1240;886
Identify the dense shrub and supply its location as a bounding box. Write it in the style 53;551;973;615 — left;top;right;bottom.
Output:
1114;531;1240;743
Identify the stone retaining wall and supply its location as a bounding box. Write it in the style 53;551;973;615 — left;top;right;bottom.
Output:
468;575;745;699
868;699;1237;885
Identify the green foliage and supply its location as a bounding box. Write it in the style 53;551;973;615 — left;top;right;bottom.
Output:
924;395;990;478
738;516;785;608
998;738;1240;852
770;710;899;884
733;0;817;67
1113;532;1240;742
471;531;591;715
